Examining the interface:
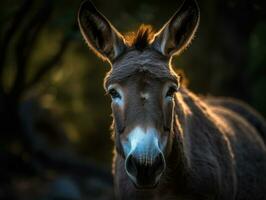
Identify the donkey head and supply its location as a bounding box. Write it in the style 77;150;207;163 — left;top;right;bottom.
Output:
78;0;199;189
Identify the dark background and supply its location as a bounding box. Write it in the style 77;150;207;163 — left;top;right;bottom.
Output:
0;0;265;199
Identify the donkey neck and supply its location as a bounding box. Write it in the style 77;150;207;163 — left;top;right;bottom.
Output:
167;87;236;195
172;88;222;169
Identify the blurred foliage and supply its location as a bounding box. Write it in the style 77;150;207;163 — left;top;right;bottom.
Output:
248;22;266;113
0;0;266;199
1;0;266;164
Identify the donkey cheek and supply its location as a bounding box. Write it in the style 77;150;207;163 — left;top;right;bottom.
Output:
112;106;125;134
163;102;174;129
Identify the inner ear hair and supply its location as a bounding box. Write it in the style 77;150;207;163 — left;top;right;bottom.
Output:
78;0;126;63
151;0;200;57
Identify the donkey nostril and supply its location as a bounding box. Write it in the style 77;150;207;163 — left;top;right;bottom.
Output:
125;151;166;187
125;154;138;178
153;152;166;176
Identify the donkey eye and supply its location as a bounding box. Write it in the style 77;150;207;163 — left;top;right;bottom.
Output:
165;86;177;98
108;88;121;99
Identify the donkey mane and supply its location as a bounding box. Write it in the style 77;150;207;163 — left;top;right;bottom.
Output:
124;24;155;50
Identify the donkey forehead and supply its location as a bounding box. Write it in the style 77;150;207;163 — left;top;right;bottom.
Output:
114;49;168;67
104;49;179;87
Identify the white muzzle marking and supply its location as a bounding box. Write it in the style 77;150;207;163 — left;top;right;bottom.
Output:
123;126;161;165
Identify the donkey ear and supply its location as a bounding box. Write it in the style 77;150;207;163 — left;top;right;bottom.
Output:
151;0;200;57
78;0;126;62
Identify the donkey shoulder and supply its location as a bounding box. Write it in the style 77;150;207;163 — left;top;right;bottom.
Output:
205;96;266;144
204;96;266;199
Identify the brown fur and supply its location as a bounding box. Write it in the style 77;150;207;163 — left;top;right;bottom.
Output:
113;86;266;200
78;1;266;199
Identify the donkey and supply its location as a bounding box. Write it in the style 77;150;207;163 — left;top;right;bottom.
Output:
78;0;266;199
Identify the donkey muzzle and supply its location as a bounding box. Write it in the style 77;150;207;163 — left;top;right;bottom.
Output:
123;127;166;189
125;150;165;189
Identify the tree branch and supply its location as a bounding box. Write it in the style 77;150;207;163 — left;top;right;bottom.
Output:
25;30;75;90
0;0;33;89
10;0;53;99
